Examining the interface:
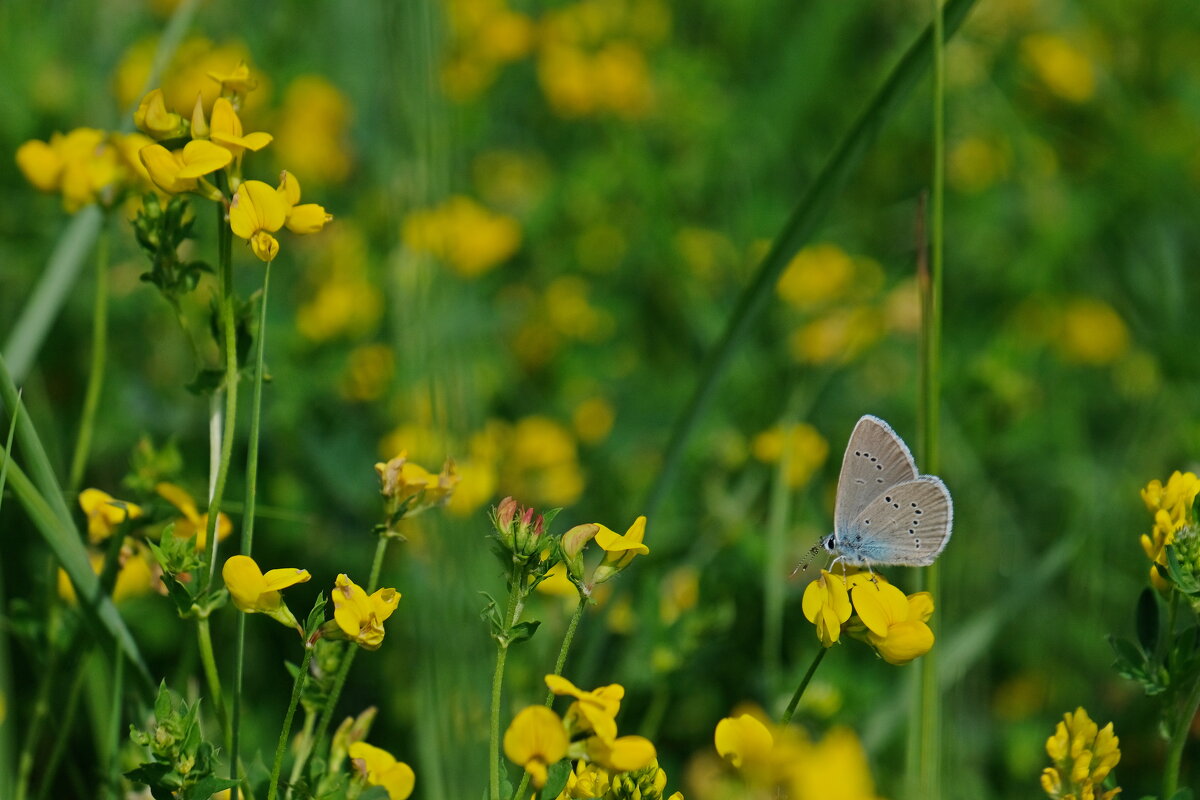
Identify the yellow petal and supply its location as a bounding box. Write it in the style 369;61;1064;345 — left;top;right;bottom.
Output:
285;203;332;234
870;620;934;665
714;714;773;769
801;578;824;623
155;481;200;523
139;144;191;194
277;169;302;205
907;591;935;622
503;705;568;769
589;734;656;772
16;140;61;191
545;674;585;699
230;180;288;238
250;231;279;262
222;555;268;611
175;140;232;179
368;587;401;622
851;581;908;637
261;567;312;592
239;131;273;151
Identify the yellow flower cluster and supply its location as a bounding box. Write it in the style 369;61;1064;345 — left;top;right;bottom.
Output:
751;423;829;489
57;542;157;606
1140;470;1200;590
296;224;384;343
132;62;331;262
801;570;934;665
374;450;460;520
537;0;669;118
1022;34;1097;104
714;710;881;799
774;243;898;366
273;75;354;185
441;0;536;101
380;414;587;517
1040;707;1120;800
504;676;682;798
112;36;265;115
16;128;154;212
402;195;522;278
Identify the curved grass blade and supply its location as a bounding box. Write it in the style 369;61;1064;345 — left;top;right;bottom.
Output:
0;388;21;797
641;0;980;527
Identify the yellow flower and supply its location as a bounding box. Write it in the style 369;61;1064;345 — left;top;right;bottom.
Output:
222;554;311;631
751;423;829;488
591;516;649;584
15;139;64;192
1041;708;1120;800
850;579;935;665
504;705;568;789
273;75;353;184
348;741;415;800
133;89;188;140
139;140;231;194
228;179;287;261
801;570;852;646
332;574;400;650
586;733;657;773
17;128;141;212
78;488;143;544
789;306;884;365
1054;298;1129;365
374;451;460;515
401;195;521;277
714;713;774;772
276;170;333;233
209;97;273;157
58;543;156;605
1140;471;1200;589
545;674;624;742
156;482;233;550
1022;34;1096;104
208;61;259;96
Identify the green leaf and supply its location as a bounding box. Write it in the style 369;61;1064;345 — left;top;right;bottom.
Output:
180;777;241;800
540;759;572;799
305;592;329;638
509;620;541;646
1166;546;1200;595
1137;587;1160;654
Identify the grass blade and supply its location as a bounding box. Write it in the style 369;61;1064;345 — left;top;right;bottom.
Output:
0;388;22;798
641;0;980;527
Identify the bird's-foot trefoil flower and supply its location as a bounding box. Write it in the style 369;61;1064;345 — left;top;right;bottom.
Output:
325;574;400;650
801;569;853;646
1041;707;1121;800
348;741;415;800
222;554;311;632
590;515;649;584
156;481;233;550
504;705;569;789
79;488;143;544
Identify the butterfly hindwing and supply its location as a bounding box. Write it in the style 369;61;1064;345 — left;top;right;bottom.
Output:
833;415;919;539
841;476;953;567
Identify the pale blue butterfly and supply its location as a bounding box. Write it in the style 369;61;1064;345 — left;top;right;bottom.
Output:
817;415;953;571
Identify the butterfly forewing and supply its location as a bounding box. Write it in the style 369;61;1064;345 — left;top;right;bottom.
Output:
834;415;918;539
846;476;952;567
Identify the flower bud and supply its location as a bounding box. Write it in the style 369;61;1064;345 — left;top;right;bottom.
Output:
561;523;599;583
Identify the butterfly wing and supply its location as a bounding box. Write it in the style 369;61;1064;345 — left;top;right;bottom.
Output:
842;476;952;567
834;416;918;540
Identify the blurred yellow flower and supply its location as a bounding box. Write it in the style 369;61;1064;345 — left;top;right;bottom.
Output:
789;306;884;365
472;150;548;214
659;565;700;625
442;0;535;101
348;741;415;800
504;705;568;789
545;277;615;342
776;244;856;311
1022;34;1097;103
802;570;852;647
446;458;499;517
1041;707;1120;800
113;37;264;117
58;543;156;606
273;75;353;184
208;61;259;96
341;344;395;402
1054;298;1129;365
751;423;829;489
948;136;1011;194
17;128;152;212
78;488;143;545
374;451;459;514
503;416;585;506
222;554;311;631
714;713;774;772
573;397;616;444
332;574;400;650
296;225;381;343
402;195;521;277
156;482;233;550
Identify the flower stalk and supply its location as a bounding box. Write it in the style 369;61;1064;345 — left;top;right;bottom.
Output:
204;187;237;586
780;647;827;725
267;642;315;800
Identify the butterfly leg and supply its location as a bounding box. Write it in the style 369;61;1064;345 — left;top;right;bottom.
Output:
864;560;880;588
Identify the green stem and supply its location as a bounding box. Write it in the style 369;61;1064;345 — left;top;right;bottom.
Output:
910;1;946;797
103;651;124;800
490;575;524;800
780;647;828;725
14;651;57;800
1164;674;1200;798
67;223;108;493
205;195;237;586
299;537;391;781
32;668;86;800
197;617;229;741
287;709;317;788
232;260;272;783
267;644;314;800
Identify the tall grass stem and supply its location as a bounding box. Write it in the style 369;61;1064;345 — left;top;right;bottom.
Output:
231;260;272;783
67;223;108;493
204;196;237;586
267;644;314;800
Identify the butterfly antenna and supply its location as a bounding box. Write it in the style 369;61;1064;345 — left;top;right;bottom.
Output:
790;543;824;577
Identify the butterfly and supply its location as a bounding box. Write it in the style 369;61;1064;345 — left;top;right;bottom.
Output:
816;415;953;572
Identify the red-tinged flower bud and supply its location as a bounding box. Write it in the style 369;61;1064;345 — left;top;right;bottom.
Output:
497;496;518;529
